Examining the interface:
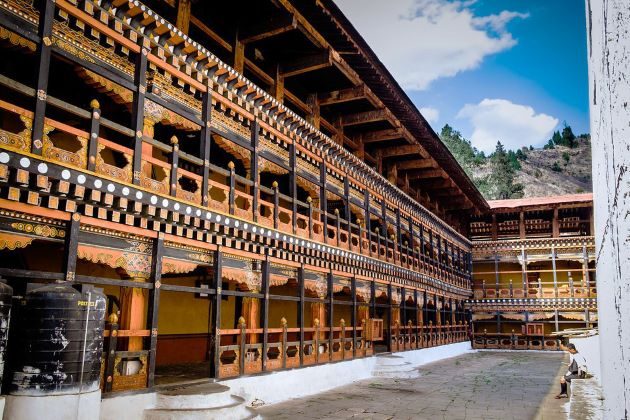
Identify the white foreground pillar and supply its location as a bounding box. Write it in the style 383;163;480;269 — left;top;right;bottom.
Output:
586;0;630;418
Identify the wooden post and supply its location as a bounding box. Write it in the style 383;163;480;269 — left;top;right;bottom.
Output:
200;91;212;207
272;181;279;229
169;136;179;197
228;161;236;215
261;257;270;371
519;211;526;239
327;271;333;361
552;207;560;238
31;0;55;155
370;280;376;319
239;316;246;375
320;161;327;223
298;266;305;366
343;176;350;241
551;245;558;297
175;0;192;35
250;120;259;222
307;197;313;238
281;317;288;369
364;190;372;257
210;250;222;379
334;209;340;246
146;234;164;388
86;100;101;172
131;40;148;186
387;283;392;352
62;214;80;282
351;276;357;358
290;143;297;234
103;321;119;393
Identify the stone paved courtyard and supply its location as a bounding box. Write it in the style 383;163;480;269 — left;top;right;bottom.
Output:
258;351;572;420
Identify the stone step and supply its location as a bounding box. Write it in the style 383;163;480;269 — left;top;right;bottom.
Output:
143;397;257;420
145;381;258;420
155;382;234;409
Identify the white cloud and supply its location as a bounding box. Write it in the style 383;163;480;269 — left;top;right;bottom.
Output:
419;107;440;124
457;99;559;153
336;0;528;90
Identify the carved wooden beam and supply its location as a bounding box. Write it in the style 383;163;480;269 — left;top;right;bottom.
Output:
318;84;368;106
280;48;333;78
239;15;297;44
342;109;391;126
396;160;436;171
407;169;448;179
362;128;404;144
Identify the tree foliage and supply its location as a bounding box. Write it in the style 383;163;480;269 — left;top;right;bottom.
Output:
488;141;524;199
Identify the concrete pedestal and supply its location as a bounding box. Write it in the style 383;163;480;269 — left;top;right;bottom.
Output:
4;390;101;420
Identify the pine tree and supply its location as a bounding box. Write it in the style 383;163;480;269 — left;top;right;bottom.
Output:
489;141;524;199
561;124;576;148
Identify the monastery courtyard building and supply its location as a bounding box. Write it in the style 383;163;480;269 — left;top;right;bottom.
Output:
0;0;620;419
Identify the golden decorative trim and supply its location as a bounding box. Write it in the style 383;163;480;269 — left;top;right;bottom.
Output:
0;232;34;250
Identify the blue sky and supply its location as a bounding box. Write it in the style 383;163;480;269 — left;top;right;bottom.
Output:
336;0;589;154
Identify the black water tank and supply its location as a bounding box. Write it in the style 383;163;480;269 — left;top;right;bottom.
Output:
10;283;106;395
0;279;13;392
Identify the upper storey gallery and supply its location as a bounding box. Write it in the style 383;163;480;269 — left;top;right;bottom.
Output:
0;0;487;281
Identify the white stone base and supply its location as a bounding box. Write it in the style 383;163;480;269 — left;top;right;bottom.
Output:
569;334;601;382
97;342;472;419
222;341;472;407
99;392;157;420
4;390;101;420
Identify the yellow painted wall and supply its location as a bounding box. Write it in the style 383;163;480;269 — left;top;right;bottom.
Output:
158;289;210;335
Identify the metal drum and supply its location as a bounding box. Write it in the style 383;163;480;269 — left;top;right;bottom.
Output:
0;279;13;392
10;283;106;395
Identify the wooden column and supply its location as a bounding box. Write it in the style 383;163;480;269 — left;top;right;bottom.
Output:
519;211;526;239
298;265;305;366
146;234;164;388
387;283;392;352
491;214;498;241
319;161;327;223
210;250;222;378
351;276;357;358
551;245;558;296
131;40;148;186
175;0;192;34
272;65;284;103
327;272;334;360
364;190;371;255
120;280;147;351
62;214;80;282
200;91;213;207
306;93;320;130
552;207;560;237
250;120;259;222
233;34;245;74
290;143;297;233
31;0;55;155
261;257;270;371
86;100;101;172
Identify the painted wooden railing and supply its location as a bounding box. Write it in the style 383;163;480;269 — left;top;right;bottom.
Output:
472;332;561;351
